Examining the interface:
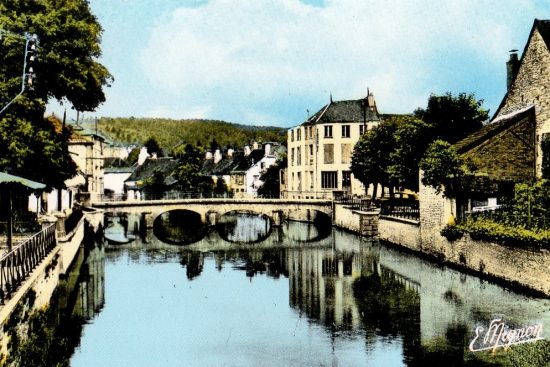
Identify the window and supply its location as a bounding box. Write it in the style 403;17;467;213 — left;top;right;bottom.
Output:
308;126;313;139
309;171;314;189
342;171;351;188
290;130;294;142
359;124;366;135
342;125;350;138
304;127;308;140
341;144;351;164
324;125;333;138
321;171;337;189
324;144;334;164
291;148;295;166
297;172;302;191
297;147;301;166
297;128;301;141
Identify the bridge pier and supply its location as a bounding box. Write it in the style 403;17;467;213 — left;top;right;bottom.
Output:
206;211;219;226
272;210;284;227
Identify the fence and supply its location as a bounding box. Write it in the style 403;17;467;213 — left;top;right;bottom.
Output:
335;196;372;211
379;201;420;220
0;224;56;304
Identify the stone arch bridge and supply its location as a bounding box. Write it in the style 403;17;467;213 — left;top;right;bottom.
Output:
93;198;333;227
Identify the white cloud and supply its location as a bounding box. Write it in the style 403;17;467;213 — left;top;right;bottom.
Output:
138;0;543;125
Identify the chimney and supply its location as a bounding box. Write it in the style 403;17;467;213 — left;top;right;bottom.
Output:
252;141;259;150
227;148;234;157
507;50;520;90
244;145;251;156
214;149;222;164
137;146;149;166
205;150;213;160
264;143;271;156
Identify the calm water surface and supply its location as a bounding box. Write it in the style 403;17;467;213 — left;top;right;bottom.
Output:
56;213;550;366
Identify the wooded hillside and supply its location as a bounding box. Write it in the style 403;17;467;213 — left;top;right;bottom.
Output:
93;117;286;149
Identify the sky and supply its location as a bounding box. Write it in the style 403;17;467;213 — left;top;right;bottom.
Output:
48;0;550;127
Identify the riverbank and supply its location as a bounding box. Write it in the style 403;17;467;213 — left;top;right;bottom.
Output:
333;204;550;297
0;210;103;363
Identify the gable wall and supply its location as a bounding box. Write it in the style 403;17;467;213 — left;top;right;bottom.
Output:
496;29;550;176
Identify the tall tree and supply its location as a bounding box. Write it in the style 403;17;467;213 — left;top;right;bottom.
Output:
257;153;287;198
414;92;488;144
0;0;112;188
173;144;212;193
351;118;399;197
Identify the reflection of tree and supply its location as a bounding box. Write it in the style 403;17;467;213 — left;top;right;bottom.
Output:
216;213;271;243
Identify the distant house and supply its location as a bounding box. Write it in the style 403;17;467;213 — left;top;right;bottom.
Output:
283;92;381;199
124;157;179;199
201;142;285;198
104;158;134;196
67;124;105;203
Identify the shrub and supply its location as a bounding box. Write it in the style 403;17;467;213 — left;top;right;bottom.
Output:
440;224;464;241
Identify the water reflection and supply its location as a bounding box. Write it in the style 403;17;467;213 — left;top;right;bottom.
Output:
104;213;136;244
153;209;207;244
52;216;549;367
216;211;272;243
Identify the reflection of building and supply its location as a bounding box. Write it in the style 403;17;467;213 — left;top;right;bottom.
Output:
287;247;363;329
73;244;105;320
282;92;380;199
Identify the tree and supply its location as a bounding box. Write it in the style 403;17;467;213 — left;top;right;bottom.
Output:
351;119;399;197
143;169;167;199
387;116;433;191
414;92;488;144
144;137;163;157
419;140;469;194
257;153;287;198
173;144;210;192
214;178;231;197
0;0;111;188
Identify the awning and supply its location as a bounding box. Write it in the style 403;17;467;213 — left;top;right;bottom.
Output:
0;171;46;190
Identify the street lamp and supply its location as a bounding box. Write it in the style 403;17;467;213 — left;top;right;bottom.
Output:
0;30;39;115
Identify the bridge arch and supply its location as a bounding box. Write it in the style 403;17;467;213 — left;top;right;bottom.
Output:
153;209;207;245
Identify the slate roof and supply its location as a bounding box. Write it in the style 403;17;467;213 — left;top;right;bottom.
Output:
201;149;267;176
104;158;134;174
125;158;179;185
302;95;380;126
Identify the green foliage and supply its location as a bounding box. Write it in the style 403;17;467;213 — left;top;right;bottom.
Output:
414;92;488;144
143;169;167;197
126;147;140;165
419;140;469;194
458;217;550;248
173;144;212;193
97;117;285;150
507;180;550;228
351;118;399;195
387;115;432;191
0;0;109;189
257;153;287;198
214;178;232;197
0;0;112;111
542;134;550;179
440;224;464;241
144;136;163;157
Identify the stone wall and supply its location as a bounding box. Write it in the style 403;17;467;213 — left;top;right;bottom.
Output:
333;204;378;236
378;217;421;251
496;26;550;176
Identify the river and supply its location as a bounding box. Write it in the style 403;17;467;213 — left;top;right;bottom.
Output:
24;212;550;366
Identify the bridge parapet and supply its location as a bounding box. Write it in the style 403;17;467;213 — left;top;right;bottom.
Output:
93;198;333;228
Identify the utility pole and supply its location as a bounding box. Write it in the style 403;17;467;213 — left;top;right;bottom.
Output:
0;30;39;115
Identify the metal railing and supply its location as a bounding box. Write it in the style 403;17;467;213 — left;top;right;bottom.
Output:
0;224;56;304
98;191;235;202
335;196;372;211
379;201;420;220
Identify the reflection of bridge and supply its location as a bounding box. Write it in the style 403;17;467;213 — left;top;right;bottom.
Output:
93;198;333;227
